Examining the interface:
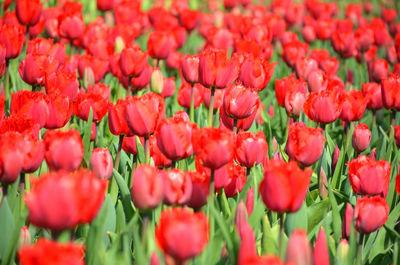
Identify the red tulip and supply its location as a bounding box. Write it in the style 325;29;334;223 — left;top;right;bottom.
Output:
381;73;400;110
223;160;247;197
396;171;400;195
203;88;224;111
147;30;177;60
120;43;148;77
0;23;26;59
157;111;194;161
108;98;131;136
304;88;342;124
11;91;49;128
192;127;235;170
179;9;200;32
198;47;239;89
316;18;336;40
352;123;371;153
58;1;85;40
355;25;374;53
295;57;319;80
286;122;325;167
149;133;172;168
259;160;312;213
177;83;204;109
342;203;354;239
155;207;209;263
395;125;400;148
307;69;328;93
186;171;209;210
0;133;24;185
302;25;316;43
167;52;183;71
331;30;356;59
369;59;389;83
25;170;107;230
131;164;163;209
181;54;199;84
161;168;192;205
285;229;312;265
97;0;113;12
90;148;113;179
44;129;84;172
339;90;367;123
219;104;257;132
19;54;60;86
275;74;308;117
313;228;329;265
16;0;42;26
354;196;389;234
45;70;80;100
238;57;276;90
73;91;109;123
0;115;40;139
235;131;268;168
18;238;85;265
78;54;109;83
45;93;73;129
125;92;165;137
223;83;259;120
282;41;309;68
362;82;383;110
348;155;390;197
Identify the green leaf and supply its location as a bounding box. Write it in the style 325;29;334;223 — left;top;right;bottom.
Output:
113;169;135;220
83;108;94;165
328;185;342;242
103;195;116;247
136;136;145;164
0;199;15;259
307;198;330;233
285;202;307;236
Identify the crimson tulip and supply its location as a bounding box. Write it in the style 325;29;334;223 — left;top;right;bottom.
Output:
313;228;330;265
352;123;371;153
304;88;342;124
45;93;73;129
286;229;312;265
73;91;109;123
354;196;389;234
11;91;49;128
223;83;260;120
238;57;276;90
186;171;209;210
339;90;368;123
381;73;400;110
362;82;383;110
235;131;268;168
131;164;163;209
161;168;192;205
120;43;148;77
90;148;113;179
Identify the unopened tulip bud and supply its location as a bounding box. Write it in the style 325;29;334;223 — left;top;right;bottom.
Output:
332;146;340;173
319;169;328;198
342;203;354;239
18;226;31;249
114;36;125;53
313;228;329;265
336;239;349;263
83;67;95;89
151;69;164;94
286;229;312;265
352;123;371;153
90;148;113;179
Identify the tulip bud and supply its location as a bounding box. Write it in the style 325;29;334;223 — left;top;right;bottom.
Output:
114;36;125;53
313;228;329;265
336;239;349;263
90;148;113;179
352;123;371;153
342;203;354;239
186;171;209;210
18;226;31;249
245;187;254;216
150;69;164;94
332;146;340;173
150;252;160;265
319;169;328;198
83;67;95;89
131;165;163;210
286;229;312;265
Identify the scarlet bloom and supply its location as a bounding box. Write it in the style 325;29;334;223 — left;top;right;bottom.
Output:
150;133;172;168
354;196;389;234
177;82;204;108
203;88;224;111
77;54;109;83
186;171;209;210
369;59;389;83
155;207;209;263
0;133;24;185
25;170;107;231
235;131;268;168
58;1;85;40
161;168;192;205
316;18;336;40
45;70;80;100
97;0;113;11
120;43;148;77
90;148;113;179
44;129;84;172
362;82;383;110
381;73;400;110
295;57;319;80
73;91;109;123
192;127;235;170
352;123;371;153
0;24;26;59
11;91;49;128
198;48;239;89
259;160;312;213
342;203;354;239
282;41;309;68
238;57;276;90
285;122;325;167
19;54;60;86
125;92;165;137
181;54;199;84
16;0;42;26
220;105;257;132
223;83;259;120
313;228;330;265
18;238;85;265
147;30;177;60
157;111;194;161
396;172;400;195
108;98;131;136
304;89;342;124
348;155;390;197
339;90;367;123
179;9;199;32
395;126;400;148
286;230;312;265
307;69;328;93
331;30;356;59
275;74;308;117
45;93;73;129
131;164;163;209
355;25;374;53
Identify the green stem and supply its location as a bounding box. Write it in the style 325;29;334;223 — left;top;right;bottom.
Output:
279;213;285;259
4;61;9;106
171;160;176;168
357;233;364;265
233;118;238;134
190;83;195;123
109;134;124;204
207;87;215;127
208;170;215;201
114;135;124;171
144;136;150;164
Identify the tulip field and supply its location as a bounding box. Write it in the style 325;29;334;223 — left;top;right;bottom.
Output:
2;0;400;264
